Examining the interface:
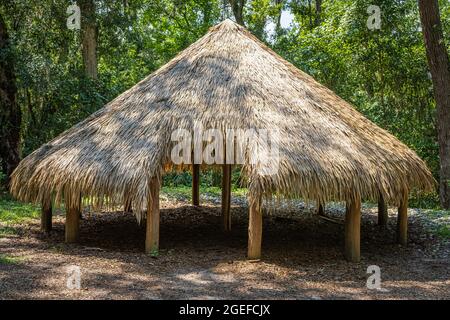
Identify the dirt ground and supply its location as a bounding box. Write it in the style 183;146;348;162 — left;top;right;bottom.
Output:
0;198;449;300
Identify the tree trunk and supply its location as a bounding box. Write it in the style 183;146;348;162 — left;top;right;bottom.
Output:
418;0;450;209
308;0;312;28
228;0;245;26
315;0;322;26
80;0;98;79
274;0;283;32
0;14;21;186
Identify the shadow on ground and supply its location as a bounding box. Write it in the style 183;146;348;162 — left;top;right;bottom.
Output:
0;202;449;299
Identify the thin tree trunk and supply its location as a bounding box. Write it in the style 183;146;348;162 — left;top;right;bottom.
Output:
275;0;283;31
315;0;322;26
222;0;227;20
228;0;245;26
419;0;450;209
308;0;312;28
80;0;98;79
0;14;21;186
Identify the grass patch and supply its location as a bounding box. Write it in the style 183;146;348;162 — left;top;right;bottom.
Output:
436;225;450;239
423;208;449;217
421;208;450;239
162;185;192;200
0;254;22;265
0;194;40;223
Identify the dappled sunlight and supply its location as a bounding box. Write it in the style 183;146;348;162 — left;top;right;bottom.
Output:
0;198;448;299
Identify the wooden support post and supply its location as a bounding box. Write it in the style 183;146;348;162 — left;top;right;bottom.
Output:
41;198;52;233
145;177;160;255
247;193;262;260
317;203;324;215
65;195;81;243
192;164;200;206
124;198;132;212
397;191;408;246
221;164;232;231
345;197;361;262
79;194;83;220
377;194;388;227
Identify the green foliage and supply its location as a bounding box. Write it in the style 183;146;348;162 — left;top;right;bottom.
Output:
0;195;40;223
436;225;450;239
161;183;246;201
0;254;22;265
200;170;222;187
409;192;441;210
1;0;449;209
163;171;193;187
162;166;244;190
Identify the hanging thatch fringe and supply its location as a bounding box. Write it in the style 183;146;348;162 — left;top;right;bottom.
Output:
10;19;434;220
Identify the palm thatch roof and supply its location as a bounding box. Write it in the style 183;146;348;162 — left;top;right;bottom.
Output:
11;19;434;219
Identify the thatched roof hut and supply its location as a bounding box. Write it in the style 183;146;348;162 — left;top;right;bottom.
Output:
10;19;434;262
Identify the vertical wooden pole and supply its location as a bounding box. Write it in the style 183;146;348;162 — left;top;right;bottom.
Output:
124;197;132;212
79;194;83;220
145;177;160;255
65;195;81;243
317;203;325;215
397;191;408;245
345;196;361;262
192;164;200;206
378;194;388;227
247;193;262;260
222;164;232;231
41;198;52;233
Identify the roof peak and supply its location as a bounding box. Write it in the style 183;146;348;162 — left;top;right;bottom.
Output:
212;18;244;31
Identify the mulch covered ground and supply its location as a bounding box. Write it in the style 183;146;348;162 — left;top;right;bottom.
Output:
0;198;449;299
